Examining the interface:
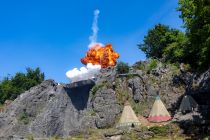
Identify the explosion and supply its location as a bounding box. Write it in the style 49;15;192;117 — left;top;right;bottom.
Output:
81;43;119;68
66;9;120;83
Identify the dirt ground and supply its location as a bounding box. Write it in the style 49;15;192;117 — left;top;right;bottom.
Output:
138;115;171;127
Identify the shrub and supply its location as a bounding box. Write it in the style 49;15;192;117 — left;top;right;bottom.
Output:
133;61;145;70
147;59;158;73
116;61;130;74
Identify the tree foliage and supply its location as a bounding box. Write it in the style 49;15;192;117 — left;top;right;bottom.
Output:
139;0;210;71
163;32;188;63
139;24;187;63
0;68;45;104
178;0;210;70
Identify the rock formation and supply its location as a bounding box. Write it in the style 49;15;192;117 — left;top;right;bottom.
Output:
0;60;209;139
0;79;121;139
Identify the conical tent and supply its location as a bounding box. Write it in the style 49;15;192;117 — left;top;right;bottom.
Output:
148;96;171;122
179;95;198;113
116;101;140;128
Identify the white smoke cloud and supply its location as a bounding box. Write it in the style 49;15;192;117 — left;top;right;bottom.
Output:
88;9;103;48
66;9;103;83
66;63;101;83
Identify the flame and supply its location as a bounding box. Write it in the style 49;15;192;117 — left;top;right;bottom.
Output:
81;44;120;68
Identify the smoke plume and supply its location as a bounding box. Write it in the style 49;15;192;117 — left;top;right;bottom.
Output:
66;63;101;83
88;9;103;48
66;9;104;83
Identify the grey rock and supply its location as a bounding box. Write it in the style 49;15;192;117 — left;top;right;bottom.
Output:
0;79;120;138
93;89;121;128
128;77;145;102
146;85;158;97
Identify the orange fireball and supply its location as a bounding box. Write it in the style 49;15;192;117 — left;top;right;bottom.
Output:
81;44;120;68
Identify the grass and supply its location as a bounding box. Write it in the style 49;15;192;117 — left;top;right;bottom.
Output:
116;89;130;105
26;134;34;140
18;111;29;124
132;101;150;115
90;84;104;96
87;109;96;116
149;136;187;140
149;125;170;136
22;126;189;140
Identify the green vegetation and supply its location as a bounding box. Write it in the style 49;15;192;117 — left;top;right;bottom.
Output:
90;84;104;96
138;24;187;62
26;134;34;140
115;89;130;105
139;0;210;71
133;62;145;70
87;109;96;116
147;59;158;73
133;59;158;73
121;133;139;140
178;0;210;70
131;101;150;115
116;61;130;74
0;67;45;104
50;135;61;140
149;125;170;136
19;111;30;124
0;103;4;108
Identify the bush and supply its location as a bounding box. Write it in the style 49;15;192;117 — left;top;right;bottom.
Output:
149;125;170;136
147;59;158;73
116;61;130;74
134;63;145;70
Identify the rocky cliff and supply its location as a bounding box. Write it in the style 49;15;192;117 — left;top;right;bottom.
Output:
0;60;209;139
0;79;121;139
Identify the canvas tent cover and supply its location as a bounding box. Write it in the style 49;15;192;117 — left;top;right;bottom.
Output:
116;101;140;128
179;95;198;112
148;96;171;122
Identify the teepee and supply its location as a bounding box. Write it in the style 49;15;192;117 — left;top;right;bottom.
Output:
179;95;198;113
148;96;171;122
116;101;140;128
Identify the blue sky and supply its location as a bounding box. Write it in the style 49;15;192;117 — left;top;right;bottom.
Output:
0;0;183;83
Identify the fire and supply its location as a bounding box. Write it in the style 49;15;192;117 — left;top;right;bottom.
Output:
81;44;120;68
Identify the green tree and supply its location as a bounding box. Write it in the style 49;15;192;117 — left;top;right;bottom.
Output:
116;61;130;74
0;67;45;104
163;31;188;63
178;0;210;70
138;24;187;62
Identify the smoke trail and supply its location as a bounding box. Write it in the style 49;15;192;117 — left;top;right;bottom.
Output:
66;9;103;83
88;9;101;48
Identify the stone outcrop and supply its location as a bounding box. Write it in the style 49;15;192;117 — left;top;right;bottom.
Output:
0;60;209;139
0;79;121;139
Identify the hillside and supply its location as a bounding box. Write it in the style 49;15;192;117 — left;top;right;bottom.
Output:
0;60;209;139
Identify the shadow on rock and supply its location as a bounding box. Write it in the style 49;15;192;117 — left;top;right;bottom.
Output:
64;80;95;111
